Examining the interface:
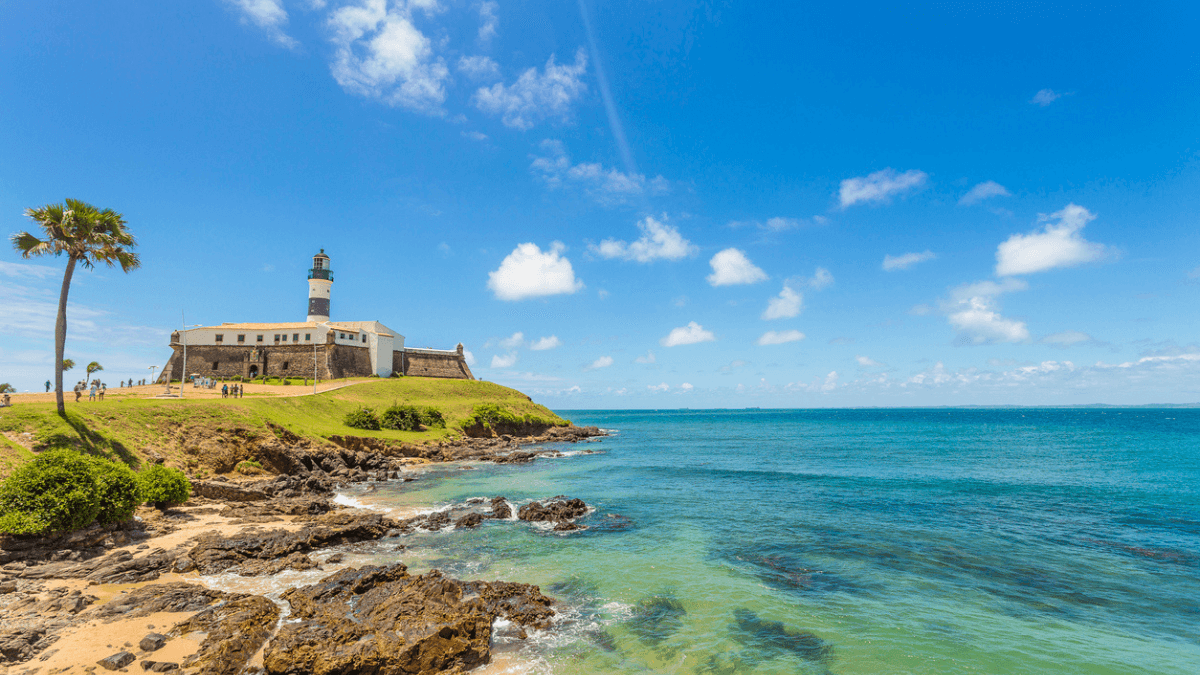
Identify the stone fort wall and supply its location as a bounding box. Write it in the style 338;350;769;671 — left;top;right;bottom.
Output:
397;351;476;380
162;344;473;381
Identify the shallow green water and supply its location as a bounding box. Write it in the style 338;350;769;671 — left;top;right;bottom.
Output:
334;409;1200;674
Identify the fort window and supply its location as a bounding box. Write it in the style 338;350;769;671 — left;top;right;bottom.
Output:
212;361;219;370
293;333;299;341
215;334;223;343
257;335;264;342
237;335;245;343
305;334;311;341
362;334;367;343
283;361;290;370
274;334;280;341
281;334;287;342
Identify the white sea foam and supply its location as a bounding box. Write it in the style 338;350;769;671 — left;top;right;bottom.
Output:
332;492;393;513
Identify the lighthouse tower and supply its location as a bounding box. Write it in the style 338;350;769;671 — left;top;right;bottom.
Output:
307;249;333;322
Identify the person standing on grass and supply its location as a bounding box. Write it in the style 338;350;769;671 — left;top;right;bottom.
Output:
99;383;106;400
45;380;51;393
88;382;96;401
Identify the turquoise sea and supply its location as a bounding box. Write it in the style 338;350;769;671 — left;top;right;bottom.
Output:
331;408;1200;674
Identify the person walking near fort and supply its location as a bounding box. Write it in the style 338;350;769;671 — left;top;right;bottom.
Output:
88;383;97;401
99;383;106;400
44;380;51;393
74;383;82;402
222;383;228;398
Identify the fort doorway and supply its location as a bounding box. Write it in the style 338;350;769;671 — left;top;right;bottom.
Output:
249;365;259;379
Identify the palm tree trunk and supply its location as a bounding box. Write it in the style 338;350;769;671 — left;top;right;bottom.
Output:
54;256;77;416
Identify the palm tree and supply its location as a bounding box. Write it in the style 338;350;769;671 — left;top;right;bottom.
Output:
62;359;75;373
86;361;103;383
11;200;139;415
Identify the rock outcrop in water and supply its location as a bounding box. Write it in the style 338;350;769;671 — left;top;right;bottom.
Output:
262;563;555;675
518;496;590;531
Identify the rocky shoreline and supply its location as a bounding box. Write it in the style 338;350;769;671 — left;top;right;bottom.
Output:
0;425;606;675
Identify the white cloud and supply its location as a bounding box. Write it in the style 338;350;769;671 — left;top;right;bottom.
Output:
462;348;476;366
661;322;715;347
499;332;525;349
839;168;927;208
856;355;884;367
462;130;488;141
807;267;834;290
225;0;298;48
680;382;694;392
757;330;805;346
959;181;1010;206
635;351;656;364
473;49;587;129
531;140;668;205
488;242;584;301
1040;331;1092;347
491;352;518;368
591;216;696;263
328;0;450;114
586;356;613;370
707;248;768;286
941;278;1030;345
0;261;56;279
1030;89;1062;106
476;1;498;43
883;250;936;271
995;203;1110;276
530;335;561;351
457;55;499;79
648;382;669;392
821;371;839;392
762;285;802;320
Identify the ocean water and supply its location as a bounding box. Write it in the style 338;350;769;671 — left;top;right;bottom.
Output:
331;409;1200;674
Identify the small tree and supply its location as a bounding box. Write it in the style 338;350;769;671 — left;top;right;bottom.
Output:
11;200;140;416
85;361;103;380
0;383;14;394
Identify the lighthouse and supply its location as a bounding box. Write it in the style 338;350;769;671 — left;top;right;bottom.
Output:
307;249;332;322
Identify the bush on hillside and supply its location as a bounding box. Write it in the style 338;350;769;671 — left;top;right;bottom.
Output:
138;464;191;508
420;407;446;429
87;457;142;525
0;450;101;535
344;406;381;430
380;404;421;431
460;403;564;432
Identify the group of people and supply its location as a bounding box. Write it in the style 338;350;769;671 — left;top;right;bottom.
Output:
222;383;244;398
47;379;147;393
72;380;106;402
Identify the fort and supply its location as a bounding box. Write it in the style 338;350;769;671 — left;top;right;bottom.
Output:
161;250;474;381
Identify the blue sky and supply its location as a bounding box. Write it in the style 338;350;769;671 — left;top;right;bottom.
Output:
1;0;1198;407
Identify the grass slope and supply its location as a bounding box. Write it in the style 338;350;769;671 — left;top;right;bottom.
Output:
0;378;565;477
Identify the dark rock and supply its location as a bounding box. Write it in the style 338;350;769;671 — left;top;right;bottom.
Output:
186;511;396;575
494;452;537;464
489;497;512;520
98;651;135;670
262;564;554;675
94;583;234;619
518;497;589;523
171;595;279;675
139;633;166;652
421;511;451;531
190;480;269;502
325;553;344;564
454;513;483;529
141;662;180;672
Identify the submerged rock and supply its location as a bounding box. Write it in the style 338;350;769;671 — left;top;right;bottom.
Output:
262;564;555;675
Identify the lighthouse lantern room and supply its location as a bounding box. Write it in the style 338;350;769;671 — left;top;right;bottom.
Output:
307;249;333;322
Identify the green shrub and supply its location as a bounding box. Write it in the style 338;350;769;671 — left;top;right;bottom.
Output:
138;464;191;508
87;457;142;525
419;407;446;428
460;403;565;431
380;404;421;431
344;406;381;430
235;459;264;475
0;449;101;535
